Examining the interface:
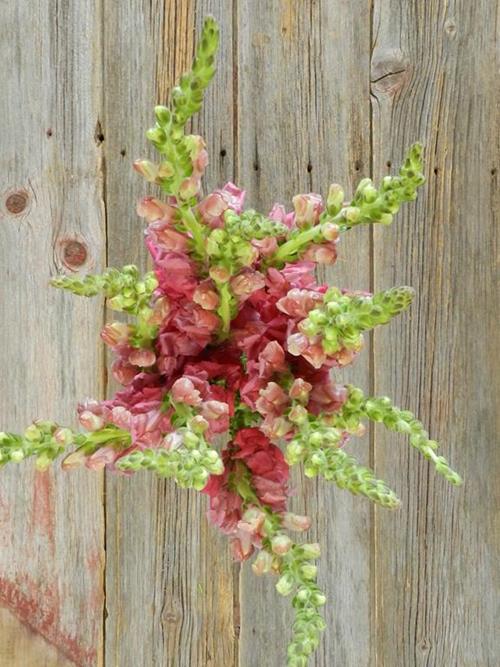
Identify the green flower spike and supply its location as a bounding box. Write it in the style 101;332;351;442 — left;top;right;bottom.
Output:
143;16;219;199
269;143;425;266
341;142;426;229
224;209;289;240
286;415;401;508
300;285;415;355
330;385;463;486
117;429;224;491
51;265;158;316
275;542;327;667
0;423;131;471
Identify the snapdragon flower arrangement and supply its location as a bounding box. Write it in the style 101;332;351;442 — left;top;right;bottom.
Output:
1;17;461;667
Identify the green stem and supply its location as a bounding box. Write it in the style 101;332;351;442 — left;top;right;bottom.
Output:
216;282;232;340
270;225;322;265
180;206;206;259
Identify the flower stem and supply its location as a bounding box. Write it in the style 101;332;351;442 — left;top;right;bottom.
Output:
270;226;321;265
180;206;206;260
216;282;232;340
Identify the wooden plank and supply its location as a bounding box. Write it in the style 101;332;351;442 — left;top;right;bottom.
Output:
236;1;373;665
0;1;106;665
102;2;238;665
371;1;500;665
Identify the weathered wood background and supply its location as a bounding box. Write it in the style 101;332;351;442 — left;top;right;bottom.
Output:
0;1;498;665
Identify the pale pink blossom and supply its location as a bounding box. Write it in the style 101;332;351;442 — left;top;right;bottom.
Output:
258;341;287;378
112;359;138;386
101;322;131;347
220;182;245;213
292;193;323;227
302;242;337;264
136;196;176;223
171;377;203;406
230;270;266;300
128;348;156;367
271;534;293;555
79;410;105;432
148;296;170;325
133;159;158;182
209;265;231;283
193;280;220;310
277;288;323;319
289;378;313;402
309;382;347;413
301;341;327;369
282;512;311;532
251;237;278;256
198;192;228;227
179;176;201;200
163;431;183;450
268;203;294;228
86;446;117;470
255;381;289;417
252;549;274;575
147;221;189;252
286;332;310;356
260;415;293;441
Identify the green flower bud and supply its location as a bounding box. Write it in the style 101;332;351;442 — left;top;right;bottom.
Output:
326;183;344;215
154;105;171;127
276;573;295;596
24;424;41;442
300;564;318;580
10;450;25;463
298;543;321;559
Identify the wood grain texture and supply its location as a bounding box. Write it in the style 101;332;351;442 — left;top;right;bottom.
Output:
0;0;498;665
0;1;106;665
102;2;237;666
236;1;373;665
371;1;500;666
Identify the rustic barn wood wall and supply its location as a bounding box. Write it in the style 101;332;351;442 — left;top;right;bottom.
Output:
0;1;498;666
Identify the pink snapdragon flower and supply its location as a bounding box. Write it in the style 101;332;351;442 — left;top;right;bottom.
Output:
277;288;324;319
198;182;246;227
292;193;323;228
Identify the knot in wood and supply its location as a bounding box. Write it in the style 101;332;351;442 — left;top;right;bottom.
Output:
5;190;29;215
62;239;88;269
371;49;410;96
444;18;457;39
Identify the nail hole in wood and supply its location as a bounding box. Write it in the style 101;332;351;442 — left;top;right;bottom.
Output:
253;162;259;171
386;160;392;168
220;148;227;158
120;148;126;156
491;168;497;176
5;190;29;214
94;120;105;145
433;167;439;175
307;162;313;173
46;128;53;138
62;240;88;269
354;160;362;171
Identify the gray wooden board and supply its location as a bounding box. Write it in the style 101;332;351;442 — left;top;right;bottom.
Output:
0;0;106;665
236;1;373;666
102;2;237;666
371;1;500;666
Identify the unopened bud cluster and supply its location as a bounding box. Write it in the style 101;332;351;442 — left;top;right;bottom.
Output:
117;429;223;491
286;416;400;508
52;265;158;315
0;421;70;471
275;543;326;665
298;286;415;355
